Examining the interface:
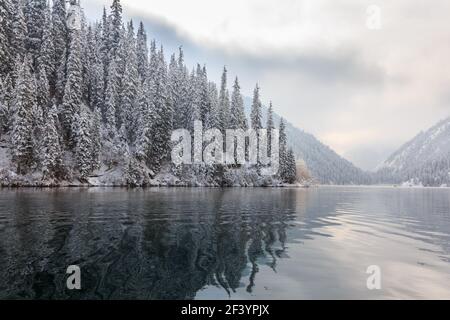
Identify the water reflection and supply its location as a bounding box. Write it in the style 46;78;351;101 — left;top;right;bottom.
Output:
0;189;298;299
0;187;449;300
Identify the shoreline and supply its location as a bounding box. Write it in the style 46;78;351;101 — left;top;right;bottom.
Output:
1;183;448;189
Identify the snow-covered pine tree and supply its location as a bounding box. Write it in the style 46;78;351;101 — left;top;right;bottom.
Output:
36;67;50;114
251;84;263;131
33;67;51;162
61;29;83;147
10;1;27;68
0;0;13;76
37;5;54;85
52;0;67;56
108;0;123;59
148;46;172;170
230;77;247;130
207;82;220;130
80;15;91;103
24;0;47;63
104;58;118;137
11;56;36;174
168;53;178;123
91;106;102;172
87;23;104;115
251;84;263;165
228;77;247;164
41;105;63;180
218;66;230;133
100;7;110;80
75;106;93;180
55;47;67;104
266;102;275;156
135;78;153;163
52;0;68;99
118;21;139;140
285;148;297;184
0;75;13;133
278;118;288;181
170;47;189;130
113;25;127;102
136;21;149;81
148;39;158;91
197;65;211;126
187;67;200;130
0;77;7;134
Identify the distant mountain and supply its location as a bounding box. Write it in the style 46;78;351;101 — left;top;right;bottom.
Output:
376;117;450;186
244;98;371;185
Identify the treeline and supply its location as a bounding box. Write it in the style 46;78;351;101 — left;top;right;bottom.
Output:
0;0;297;185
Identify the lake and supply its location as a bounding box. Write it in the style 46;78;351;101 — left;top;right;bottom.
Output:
0;187;449;299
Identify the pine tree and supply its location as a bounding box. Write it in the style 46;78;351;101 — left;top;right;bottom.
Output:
100;7;110;79
187;67;200;130
251;84;263;131
285;148;297;184
218;66;230;132
168;53;178;124
87;24;104;115
91;106;102;171
266;102;275;156
0;0;13;76
0;77;7;133
278;118;289;181
109;0;123;59
41;105;63;180
118;22;139;139
75;106;93;180
31;70;47;167
251;84;263;165
11;56;36;174
37;5;54;84
136;21;148;81
148;39;158;92
80;16;91;103
36;66;50;113
197;65;211;126
35;66;50;139
104;58;118;137
61;30;83;146
10;1;27;64
149;46;172;170
52;0;67;58
170;47;189;129
24;0;47;62
207;82;220;130
52;0;68;99
0;75;13;132
135;79;153;163
230;77;247;130
55;47;67;104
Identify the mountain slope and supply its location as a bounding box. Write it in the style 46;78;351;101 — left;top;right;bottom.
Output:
377;117;450;186
244;98;371;184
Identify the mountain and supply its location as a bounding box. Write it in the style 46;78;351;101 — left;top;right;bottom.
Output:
376;117;450;186
244;98;371;185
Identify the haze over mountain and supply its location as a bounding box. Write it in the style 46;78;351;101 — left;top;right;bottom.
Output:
376;117;450;186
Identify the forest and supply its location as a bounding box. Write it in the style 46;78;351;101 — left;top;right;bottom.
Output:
0;0;297;187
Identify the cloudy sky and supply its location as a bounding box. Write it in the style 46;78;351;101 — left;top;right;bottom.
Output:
84;0;450;170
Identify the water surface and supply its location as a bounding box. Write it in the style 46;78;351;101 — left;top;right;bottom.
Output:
0;187;449;299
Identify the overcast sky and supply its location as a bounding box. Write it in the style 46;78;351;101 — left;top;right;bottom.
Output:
84;0;450;170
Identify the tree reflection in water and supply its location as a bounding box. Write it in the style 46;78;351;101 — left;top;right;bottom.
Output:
0;188;297;300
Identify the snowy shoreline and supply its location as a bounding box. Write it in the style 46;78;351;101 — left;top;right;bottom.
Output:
0;181;306;188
